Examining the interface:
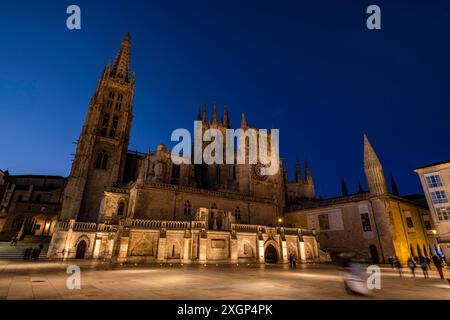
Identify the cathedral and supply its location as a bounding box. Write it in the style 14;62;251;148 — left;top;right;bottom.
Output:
46;34;321;264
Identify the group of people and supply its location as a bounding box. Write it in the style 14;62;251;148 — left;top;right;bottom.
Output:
289;253;297;268
389;255;446;280
23;244;44;261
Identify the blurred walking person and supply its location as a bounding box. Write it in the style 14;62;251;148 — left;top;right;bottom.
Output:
432;255;444;280
394;256;403;278
407;258;416;278
420;258;429;279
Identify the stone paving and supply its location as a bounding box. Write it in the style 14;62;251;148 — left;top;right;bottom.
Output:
0;260;449;300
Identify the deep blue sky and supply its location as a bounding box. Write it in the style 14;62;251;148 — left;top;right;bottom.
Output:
1;0;449;197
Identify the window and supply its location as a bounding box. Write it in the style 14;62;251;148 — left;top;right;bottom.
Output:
100;113;110;136
431;191;448;204
437;207;450;221
184;201;191;215
424;220;432;230
406;217;414;228
17;195;22;202
35;194;41;202
116;94;123;111
235;206;241;221
106;100;113;108
95;151;108;170
117;202;125;217
109;116;119;138
360;213;372;232
318;214;330;230
426;175;443;188
109;92;115;100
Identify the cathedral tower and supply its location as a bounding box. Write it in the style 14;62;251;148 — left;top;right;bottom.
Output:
60;34;135;222
363;134;387;196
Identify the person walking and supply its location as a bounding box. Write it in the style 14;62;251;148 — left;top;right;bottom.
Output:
394;256;403;278
407;258;416;278
292;255;297;268
420;258;429;279
388;256;395;269
289;253;293;268
432;255;444;280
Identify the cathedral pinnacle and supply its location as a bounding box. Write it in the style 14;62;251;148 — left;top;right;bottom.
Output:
110;33;131;82
363;134;387;196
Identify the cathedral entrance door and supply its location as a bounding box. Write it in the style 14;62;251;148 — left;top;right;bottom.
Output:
75;240;87;259
264;244;278;263
369;245;379;264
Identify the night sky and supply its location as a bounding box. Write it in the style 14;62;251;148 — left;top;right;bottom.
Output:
1;0;449;198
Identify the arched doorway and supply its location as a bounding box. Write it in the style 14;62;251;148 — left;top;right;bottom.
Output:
265;244;278;263
75;240;87;259
369;245;379;264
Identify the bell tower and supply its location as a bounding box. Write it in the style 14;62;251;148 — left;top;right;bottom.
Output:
61;33;135;222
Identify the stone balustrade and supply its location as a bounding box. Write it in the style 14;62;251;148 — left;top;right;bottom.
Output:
73;222;97;231
232;224;259;233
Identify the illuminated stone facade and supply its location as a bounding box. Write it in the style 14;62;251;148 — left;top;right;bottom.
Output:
47;34;320;264
286;135;435;265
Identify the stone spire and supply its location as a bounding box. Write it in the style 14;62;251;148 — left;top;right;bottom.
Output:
295;158;302;183
212;102;218;125
305;160;313;185
390;175;400;196
223;106;229;128
202;104;207;123
241;113;247;128
363;134;387;196
110;33;131;82
341;176;348;196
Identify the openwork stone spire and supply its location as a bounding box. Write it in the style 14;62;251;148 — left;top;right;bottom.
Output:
363;134;387;196
110;33;131;82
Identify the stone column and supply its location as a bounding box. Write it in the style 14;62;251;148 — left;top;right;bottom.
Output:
281;240;288;263
93;236;102;259
230;238;238;263
157;237;167;262
63;219;76;260
257;239;265;263
198;237;208;263
182;237;191;264
298;240;306;263
106;238;115;259
117;236;129;263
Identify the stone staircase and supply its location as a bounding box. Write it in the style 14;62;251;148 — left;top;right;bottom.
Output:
0;242;49;261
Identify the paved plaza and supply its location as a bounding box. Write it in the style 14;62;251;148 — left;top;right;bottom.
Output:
0;261;449;300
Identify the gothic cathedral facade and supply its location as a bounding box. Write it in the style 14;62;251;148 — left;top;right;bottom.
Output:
47;34;320;264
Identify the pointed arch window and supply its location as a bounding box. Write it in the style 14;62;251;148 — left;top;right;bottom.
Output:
100;113;110;136
117;201;125;217
184;200;191;216
109;116;119;138
234;206;241;221
95;151;108;170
